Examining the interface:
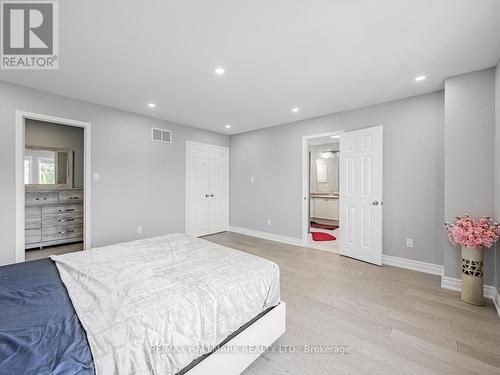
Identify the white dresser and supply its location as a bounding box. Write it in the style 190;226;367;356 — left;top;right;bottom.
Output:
25;188;84;249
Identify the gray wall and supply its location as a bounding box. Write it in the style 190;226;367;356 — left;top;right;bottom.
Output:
495;60;500;291
25;119;84;188
444;69;496;284
230;92;445;265
0;80;229;266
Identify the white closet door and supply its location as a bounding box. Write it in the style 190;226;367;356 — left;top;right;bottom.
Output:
208;145;229;234
339;126;383;266
186;142;229;237
187;142;211;237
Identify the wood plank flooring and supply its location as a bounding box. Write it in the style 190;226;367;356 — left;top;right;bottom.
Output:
204;231;500;375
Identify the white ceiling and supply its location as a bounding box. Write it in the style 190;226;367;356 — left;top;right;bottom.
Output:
1;0;500;135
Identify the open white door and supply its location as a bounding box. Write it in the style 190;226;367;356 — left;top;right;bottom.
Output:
339;126;383;265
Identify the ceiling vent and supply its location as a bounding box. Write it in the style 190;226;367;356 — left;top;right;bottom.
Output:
151;128;172;144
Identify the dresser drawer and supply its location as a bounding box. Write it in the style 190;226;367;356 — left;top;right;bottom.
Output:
42;204;83;216
26;218;42;230
26;191;58;206
26;206;41;219
42;215;83;228
59;190;83;203
42;226;83;242
25;229;41;245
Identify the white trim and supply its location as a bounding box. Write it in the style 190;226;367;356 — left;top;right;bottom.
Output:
492;289;500;319
301;131;344;245
229;226;303;246
186;301;286;375
441;276;497;298
382;255;444;276
441;277;500;318
15;111;92;263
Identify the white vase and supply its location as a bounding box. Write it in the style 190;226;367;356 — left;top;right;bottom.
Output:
461;246;484;306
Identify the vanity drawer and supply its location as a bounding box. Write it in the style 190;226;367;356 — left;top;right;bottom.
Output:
26;218;42;230
26;206;41;219
59;190;83;203
26;191;58;206
42;226;83;242
42;204;83;216
42;215;83;228
25;229;41;245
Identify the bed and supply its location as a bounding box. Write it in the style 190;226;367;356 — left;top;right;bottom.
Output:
0;234;285;375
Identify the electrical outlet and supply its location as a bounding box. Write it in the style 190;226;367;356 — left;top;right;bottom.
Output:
93;172;100;182
137;226;143;234
267;219;272;226
250;177;255;183
406;238;414;248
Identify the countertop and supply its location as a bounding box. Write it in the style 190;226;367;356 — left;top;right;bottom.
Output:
310;193;339;199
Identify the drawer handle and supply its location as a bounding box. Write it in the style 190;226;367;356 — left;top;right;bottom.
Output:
58;218;75;222
58;230;75;234
69;197;80;200
58;209;75;212
35;197;47;201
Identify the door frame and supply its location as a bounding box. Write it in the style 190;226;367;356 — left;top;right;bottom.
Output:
15;110;92;263
301;131;344;245
185;141;229;236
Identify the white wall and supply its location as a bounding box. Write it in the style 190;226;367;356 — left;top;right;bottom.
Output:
25;119;85;188
444;68;496;284
0;81;229;266
230;92;445;265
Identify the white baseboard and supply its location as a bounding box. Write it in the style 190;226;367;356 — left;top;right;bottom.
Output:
441;276;500;318
228;226;304;246
382;255;444;276
493;289;500;318
441;276;497;298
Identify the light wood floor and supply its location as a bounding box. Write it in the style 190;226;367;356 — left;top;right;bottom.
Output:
205;231;500;375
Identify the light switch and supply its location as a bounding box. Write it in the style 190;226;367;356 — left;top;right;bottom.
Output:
250;177;255;183
93;173;100;182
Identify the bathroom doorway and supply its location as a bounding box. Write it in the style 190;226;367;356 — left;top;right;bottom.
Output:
302;132;342;253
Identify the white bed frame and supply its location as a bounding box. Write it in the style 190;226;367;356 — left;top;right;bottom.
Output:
186;301;286;375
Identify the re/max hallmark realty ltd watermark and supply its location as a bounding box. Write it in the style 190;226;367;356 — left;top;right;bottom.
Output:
1;1;58;69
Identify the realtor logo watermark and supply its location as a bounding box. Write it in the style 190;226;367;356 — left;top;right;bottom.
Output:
1;1;58;69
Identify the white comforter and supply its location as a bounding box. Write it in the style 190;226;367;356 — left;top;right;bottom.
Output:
51;234;280;375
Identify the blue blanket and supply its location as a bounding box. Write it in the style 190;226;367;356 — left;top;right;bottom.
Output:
0;259;94;375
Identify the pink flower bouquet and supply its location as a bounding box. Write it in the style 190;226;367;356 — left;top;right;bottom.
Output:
445;215;500;250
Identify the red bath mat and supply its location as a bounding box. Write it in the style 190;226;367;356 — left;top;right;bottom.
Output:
310;221;339;230
311;232;337;241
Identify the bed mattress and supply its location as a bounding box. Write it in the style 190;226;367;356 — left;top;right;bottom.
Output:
50;234;280;375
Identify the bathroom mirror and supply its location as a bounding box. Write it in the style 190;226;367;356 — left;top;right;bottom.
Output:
24;146;74;188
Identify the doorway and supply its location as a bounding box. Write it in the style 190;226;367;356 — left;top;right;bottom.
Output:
302;132;342;253
302;126;384;265
15;111;91;263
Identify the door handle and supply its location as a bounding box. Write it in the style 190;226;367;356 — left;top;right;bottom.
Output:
372;201;379;206
210;194;214;198
205;194;210;198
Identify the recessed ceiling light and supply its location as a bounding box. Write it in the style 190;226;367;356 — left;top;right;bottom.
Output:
215;67;225;75
330;135;341;139
147;103;156;108
415;75;427;82
292;107;299;113
225;124;231;129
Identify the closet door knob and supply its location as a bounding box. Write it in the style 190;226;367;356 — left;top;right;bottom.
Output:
372;201;379;206
205;194;210;198
210;194;214;197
